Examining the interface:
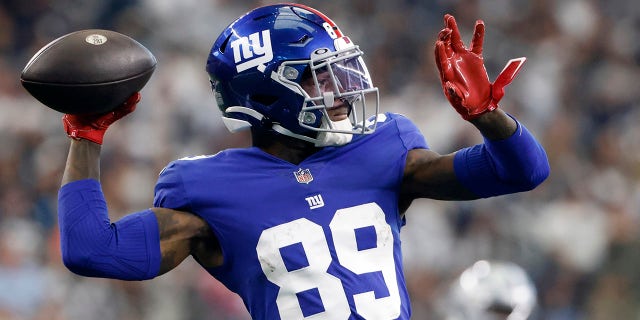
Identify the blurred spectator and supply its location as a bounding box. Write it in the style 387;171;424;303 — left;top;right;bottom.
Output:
1;0;640;319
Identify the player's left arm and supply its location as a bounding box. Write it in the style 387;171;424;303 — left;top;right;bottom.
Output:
401;108;547;201
400;14;549;203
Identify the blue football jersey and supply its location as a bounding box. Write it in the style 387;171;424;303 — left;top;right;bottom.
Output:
153;113;428;319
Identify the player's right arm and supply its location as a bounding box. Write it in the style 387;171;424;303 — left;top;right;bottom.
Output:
58;95;221;280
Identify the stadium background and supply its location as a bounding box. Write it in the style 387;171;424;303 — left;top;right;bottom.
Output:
1;0;639;319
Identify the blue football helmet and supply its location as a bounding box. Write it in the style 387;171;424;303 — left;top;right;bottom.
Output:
206;3;379;146
442;260;537;320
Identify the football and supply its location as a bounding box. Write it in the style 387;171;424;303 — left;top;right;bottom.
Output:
20;29;156;115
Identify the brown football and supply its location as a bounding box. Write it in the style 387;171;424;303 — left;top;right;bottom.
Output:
20;29;156;114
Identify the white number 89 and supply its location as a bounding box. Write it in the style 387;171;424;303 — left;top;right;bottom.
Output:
256;203;401;319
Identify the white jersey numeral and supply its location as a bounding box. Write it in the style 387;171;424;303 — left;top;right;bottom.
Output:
257;218;350;319
256;203;401;319
331;203;401;319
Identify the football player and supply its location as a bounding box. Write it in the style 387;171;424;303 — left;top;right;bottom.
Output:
57;3;549;319
438;260;538;320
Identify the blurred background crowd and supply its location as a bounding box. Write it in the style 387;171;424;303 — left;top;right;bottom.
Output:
1;0;639;319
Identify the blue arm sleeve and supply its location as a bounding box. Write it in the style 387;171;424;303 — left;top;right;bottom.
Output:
453;118;550;198
58;179;161;280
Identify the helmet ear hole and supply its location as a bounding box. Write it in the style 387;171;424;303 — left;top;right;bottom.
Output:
219;34;232;53
300;67;312;82
250;94;278;106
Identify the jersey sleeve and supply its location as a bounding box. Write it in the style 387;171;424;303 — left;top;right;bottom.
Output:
390;113;429;151
153;161;191;211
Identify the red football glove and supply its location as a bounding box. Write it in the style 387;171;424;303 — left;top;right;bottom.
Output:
62;93;141;145
434;14;526;120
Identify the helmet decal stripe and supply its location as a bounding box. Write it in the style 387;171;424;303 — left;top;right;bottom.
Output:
289;3;344;38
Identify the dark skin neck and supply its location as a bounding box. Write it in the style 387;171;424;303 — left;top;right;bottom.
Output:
252;129;320;165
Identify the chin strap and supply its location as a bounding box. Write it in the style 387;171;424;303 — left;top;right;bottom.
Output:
272;124;317;144
311;92;354;146
221;106;264;132
222;105;354;147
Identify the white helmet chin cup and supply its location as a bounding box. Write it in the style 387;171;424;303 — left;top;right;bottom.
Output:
315;117;353;147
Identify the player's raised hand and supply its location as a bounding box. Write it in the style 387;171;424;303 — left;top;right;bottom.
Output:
434;14;525;120
62;93;140;145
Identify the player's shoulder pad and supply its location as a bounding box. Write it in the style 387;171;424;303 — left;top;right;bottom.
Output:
176;154;215;162
158;153;218;176
364;112;415;129
364;113;389;127
372;112;428;150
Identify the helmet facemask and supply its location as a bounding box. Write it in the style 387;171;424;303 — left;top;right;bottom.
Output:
276;43;380;146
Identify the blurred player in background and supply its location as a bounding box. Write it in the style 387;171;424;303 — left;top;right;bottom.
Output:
56;3;549;319
437;260;538;320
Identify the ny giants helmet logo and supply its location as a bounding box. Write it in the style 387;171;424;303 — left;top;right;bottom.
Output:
230;30;274;73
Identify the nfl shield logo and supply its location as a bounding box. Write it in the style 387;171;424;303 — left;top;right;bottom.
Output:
294;168;313;184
